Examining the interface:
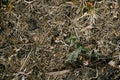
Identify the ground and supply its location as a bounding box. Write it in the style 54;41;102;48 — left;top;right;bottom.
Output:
0;0;120;80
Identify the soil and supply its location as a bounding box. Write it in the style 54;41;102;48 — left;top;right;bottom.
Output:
0;0;120;80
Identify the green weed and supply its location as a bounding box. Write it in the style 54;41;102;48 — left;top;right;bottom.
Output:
66;35;100;62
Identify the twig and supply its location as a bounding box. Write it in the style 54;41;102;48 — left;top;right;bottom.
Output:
19;48;33;71
46;70;70;76
24;0;35;4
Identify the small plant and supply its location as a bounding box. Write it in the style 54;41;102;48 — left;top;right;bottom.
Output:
66;35;88;62
66;35;100;62
66;35;81;48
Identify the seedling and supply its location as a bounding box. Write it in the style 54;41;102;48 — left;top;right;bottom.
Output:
66;35;100;62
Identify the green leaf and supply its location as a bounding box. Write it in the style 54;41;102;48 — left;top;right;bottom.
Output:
66;47;82;62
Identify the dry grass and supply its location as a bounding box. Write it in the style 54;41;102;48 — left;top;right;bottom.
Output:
0;0;120;80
